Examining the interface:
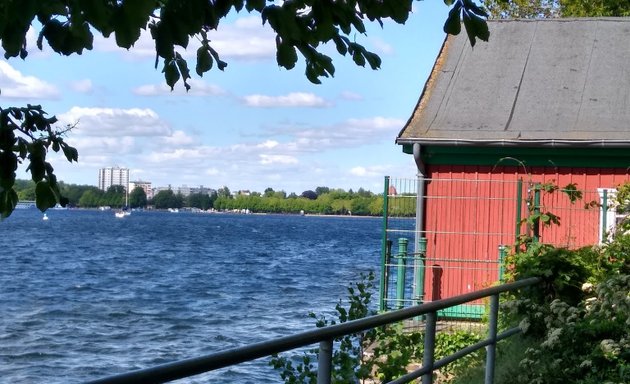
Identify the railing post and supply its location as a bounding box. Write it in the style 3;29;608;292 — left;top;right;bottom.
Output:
380;176;391;312
484;294;499;384
396;238;408;309
317;339;333;384
422;311;437;384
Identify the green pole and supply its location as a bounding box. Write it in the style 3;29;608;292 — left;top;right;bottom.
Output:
498;245;507;282
383;240;393;311
415;238;427;305
533;184;541;243
515;178;523;241
602;189;608;242
396;237;408;309
379;176;390;312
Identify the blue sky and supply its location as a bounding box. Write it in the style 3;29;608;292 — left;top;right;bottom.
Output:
0;1;449;195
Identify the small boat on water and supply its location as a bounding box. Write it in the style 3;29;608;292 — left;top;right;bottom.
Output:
42;213;49;221
115;210;131;218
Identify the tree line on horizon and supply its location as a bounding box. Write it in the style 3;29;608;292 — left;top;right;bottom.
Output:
12;180;416;217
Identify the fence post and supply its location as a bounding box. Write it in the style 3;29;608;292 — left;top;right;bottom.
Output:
397;238;408;309
515;178;523;240
380;176;391;312
602;189;608;242
383;239;393;311
484;294;500;384
415;237;427;306
317;339;333;384
533;184;541;242
498;245;507;282
414;168;426;309
422;311;437;384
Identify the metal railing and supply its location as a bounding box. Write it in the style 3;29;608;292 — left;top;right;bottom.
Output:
86;277;541;384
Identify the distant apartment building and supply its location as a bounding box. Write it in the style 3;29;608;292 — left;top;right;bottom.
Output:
151;185;216;198
98;166;129;192
129;180;153;199
178;185;213;197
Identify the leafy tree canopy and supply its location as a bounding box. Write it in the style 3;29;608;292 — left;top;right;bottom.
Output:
483;0;630;18
129;186;148;208
0;0;490;219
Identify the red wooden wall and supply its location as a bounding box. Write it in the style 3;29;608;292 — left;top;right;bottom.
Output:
421;165;629;302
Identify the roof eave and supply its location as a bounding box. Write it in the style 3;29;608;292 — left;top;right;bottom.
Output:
395;138;630;148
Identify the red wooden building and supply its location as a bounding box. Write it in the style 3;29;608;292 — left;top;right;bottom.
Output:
390;18;630;316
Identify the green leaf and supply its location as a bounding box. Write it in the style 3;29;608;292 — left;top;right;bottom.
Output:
208;46;227;71
0;188;18;219
151;22;175;61
462;10;489;47
332;35;348;55
443;3;462;36
35;181;58;212
0;152;17;186
162;60;180;90
61;143;78;162
174;52;191;91
196;46;213;76
245;0;265;12
352;51;366;67
276;38;298;70
27;159;45;182
364;51;381;70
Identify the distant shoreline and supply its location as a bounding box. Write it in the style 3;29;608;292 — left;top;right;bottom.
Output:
304;213;378;219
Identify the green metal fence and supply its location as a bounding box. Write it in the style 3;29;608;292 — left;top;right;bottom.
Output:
379;175;615;320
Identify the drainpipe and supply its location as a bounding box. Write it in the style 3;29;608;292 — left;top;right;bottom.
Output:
413;143;427;307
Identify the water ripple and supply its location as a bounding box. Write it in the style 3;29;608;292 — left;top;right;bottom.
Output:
0;210;382;383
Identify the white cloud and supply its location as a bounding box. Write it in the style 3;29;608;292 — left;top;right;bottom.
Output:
242;92;331;108
67;136;137;155
259;154;298;165
258;140;280;149
161;130;195;146
350;165;388;177
208;16;276;60
133;79;226;96
0;61;59;99
263;116;404;152
59;107;171;137
71;79;93;93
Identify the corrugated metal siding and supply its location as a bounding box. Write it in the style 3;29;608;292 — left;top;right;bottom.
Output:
422;165;629;301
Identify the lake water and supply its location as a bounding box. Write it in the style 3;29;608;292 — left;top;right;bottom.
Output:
0;209;382;383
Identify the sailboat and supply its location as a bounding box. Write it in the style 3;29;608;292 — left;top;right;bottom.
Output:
115;185;132;218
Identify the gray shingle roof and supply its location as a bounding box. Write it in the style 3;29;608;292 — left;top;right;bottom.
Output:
397;18;630;148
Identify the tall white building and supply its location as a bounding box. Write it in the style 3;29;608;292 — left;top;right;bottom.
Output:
98;166;129;192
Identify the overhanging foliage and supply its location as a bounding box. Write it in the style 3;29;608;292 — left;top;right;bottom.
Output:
0;0;489;218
